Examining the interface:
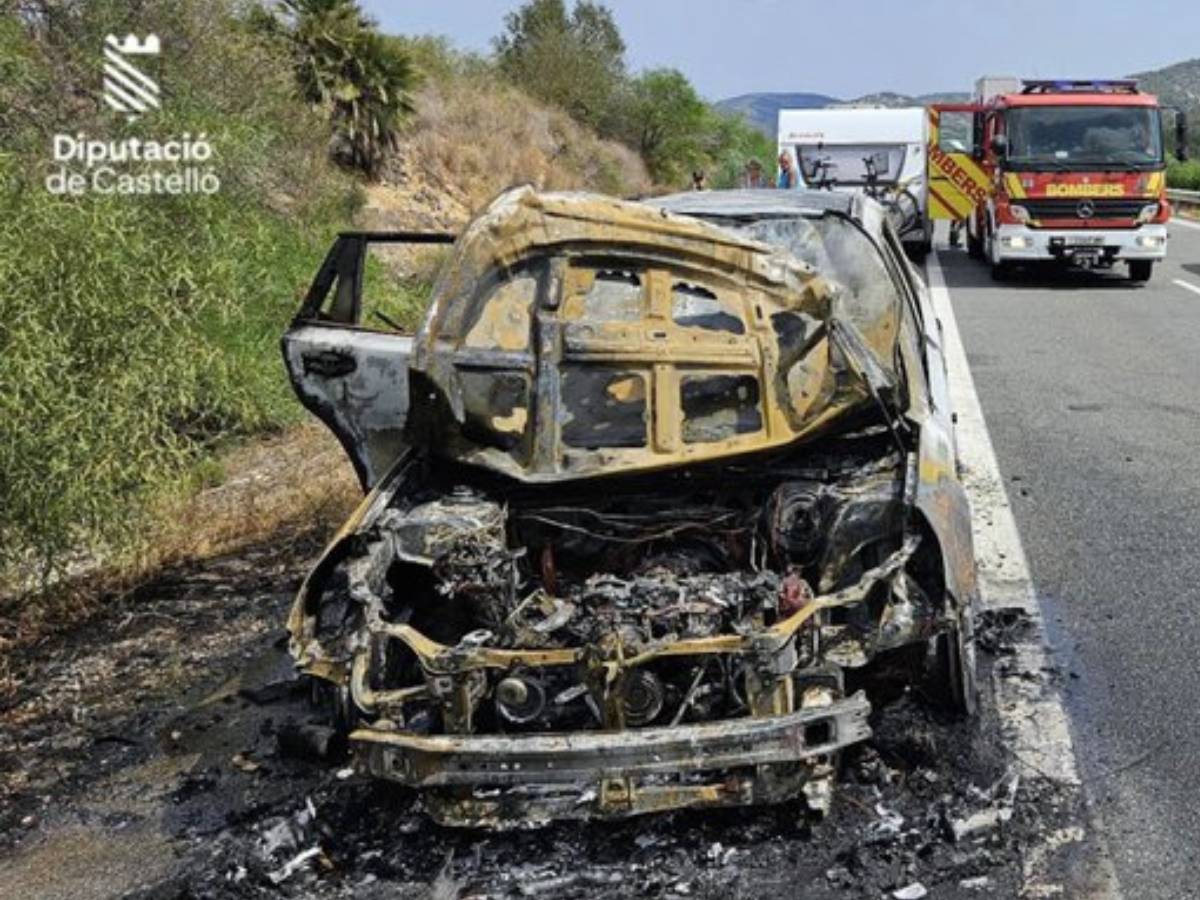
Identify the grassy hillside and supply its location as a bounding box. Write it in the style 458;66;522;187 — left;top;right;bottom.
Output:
0;1;363;584
363;57;651;233
0;5;654;592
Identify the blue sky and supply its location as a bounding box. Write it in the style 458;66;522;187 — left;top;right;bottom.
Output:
361;0;1200;101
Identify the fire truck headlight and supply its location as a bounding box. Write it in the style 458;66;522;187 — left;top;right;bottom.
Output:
1136;203;1160;224
1009;204;1030;224
1001;235;1031;249
1136;234;1166;248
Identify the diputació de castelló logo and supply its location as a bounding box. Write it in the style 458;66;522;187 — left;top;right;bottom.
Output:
46;33;220;196
102;33;161;121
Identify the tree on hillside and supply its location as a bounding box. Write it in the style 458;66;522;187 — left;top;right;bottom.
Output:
702;109;778;189
262;0;416;177
613;68;711;184
494;0;625;129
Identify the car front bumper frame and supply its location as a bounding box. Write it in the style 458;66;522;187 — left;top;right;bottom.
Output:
351;691;872;825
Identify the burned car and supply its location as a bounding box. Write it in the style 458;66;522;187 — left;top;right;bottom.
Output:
281;187;977;826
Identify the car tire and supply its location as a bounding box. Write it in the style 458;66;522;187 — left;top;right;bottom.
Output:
1129;260;1153;282
930;602;978;716
309;675;357;735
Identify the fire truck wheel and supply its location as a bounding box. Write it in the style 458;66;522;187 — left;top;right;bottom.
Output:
967;230;983;260
1128;260;1153;282
990;260;1012;281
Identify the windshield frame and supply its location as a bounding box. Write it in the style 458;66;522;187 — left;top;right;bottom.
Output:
1003;104;1164;171
704;209;923;412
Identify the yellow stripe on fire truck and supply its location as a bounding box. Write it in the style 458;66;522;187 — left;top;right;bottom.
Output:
926;110;992;220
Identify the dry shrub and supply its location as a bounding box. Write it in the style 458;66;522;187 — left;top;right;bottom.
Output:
0;424;360;690
148;424;361;567
376;74;652;229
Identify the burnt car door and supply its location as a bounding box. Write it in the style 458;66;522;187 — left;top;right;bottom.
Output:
282;232;455;490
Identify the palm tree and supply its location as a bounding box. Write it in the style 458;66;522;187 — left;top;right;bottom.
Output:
327;32;415;176
274;0;416;177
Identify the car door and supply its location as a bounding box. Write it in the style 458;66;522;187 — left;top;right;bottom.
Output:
927;104;991;223
282;232;455;490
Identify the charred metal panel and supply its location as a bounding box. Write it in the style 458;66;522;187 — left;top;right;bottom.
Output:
282;326;412;490
407;187;897;482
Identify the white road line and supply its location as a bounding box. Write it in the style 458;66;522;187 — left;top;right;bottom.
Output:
1170;216;1200;231
926;251;1122;898
1173;278;1200;296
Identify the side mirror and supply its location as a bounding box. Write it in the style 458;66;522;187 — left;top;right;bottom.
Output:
990;134;1008;159
1175;111;1189;162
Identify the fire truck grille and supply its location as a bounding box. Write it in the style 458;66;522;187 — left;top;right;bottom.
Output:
1018;198;1153;221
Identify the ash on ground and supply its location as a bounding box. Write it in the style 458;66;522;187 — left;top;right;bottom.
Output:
0;543;1071;900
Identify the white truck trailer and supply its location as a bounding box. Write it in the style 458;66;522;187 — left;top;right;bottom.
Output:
777;106;933;257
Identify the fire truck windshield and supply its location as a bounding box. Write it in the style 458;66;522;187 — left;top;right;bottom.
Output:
1005;106;1163;170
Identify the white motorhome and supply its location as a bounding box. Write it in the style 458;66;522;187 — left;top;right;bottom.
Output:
777;107;932;257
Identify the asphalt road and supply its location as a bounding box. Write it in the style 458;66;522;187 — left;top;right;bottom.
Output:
941;218;1200;900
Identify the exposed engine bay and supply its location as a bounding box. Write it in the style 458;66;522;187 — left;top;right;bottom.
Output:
282;188;978;826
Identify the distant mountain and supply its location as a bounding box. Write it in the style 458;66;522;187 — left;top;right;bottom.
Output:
1130;58;1200;149
1131;58;1200;108
716;90;968;137
720;59;1200;145
831;91;970;109
716;92;838;135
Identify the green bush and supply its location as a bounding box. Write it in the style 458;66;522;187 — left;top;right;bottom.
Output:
705;111;778;190
492;3;778;190
1167;159;1200;191
0;1;361;581
495;0;627;130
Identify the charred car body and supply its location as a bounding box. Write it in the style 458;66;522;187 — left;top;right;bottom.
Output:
281;187;977;826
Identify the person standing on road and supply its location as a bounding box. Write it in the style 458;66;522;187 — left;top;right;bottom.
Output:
743;158;767;188
691;169;708;191
777;151;802;189
949;218;964;248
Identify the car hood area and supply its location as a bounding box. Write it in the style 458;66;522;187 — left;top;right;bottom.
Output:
405;186;909;482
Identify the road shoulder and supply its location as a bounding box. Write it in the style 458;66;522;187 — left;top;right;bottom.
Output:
928;249;1123;898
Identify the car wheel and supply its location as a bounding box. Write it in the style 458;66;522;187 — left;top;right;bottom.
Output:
309;675;357;735
930;602;978;716
1129;260;1153;282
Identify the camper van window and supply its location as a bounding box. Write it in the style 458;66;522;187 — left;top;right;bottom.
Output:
795;144;906;186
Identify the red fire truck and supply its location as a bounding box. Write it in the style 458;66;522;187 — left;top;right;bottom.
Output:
927;77;1187;281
